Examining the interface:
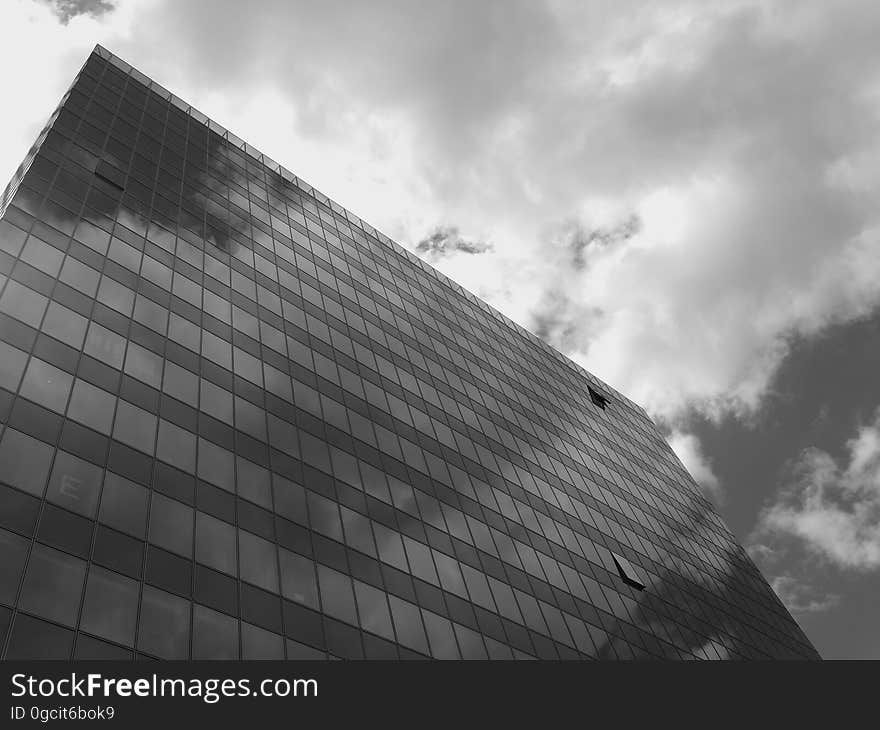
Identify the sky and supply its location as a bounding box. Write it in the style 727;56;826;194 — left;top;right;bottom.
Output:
2;0;879;658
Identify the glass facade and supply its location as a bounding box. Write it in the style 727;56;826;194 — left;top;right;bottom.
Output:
0;45;819;660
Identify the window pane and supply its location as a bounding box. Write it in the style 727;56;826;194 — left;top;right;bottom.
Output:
232;347;262;385
433;550;467;597
340;506;376;557
201;330;231;370
236;457;271;507
308;492;342;541
197;438;234;491
98;472;148;537
353;580;394;641
278;548;318;608
388;595;428;654
0;340;28;392
168;313;199;352
124;342;163;388
239;530;278;592
403;536;438;585
422;610;460;659
317;565;357;625
113;400;157;454
242;622;283;659
19;357;74;413
156;420;196;472
272;475;306;523
133;294;168;335
138;585;190;659
199;379;232;423
162;361;197;406
46;450;102;518
0;428;53;496
84;322;126;368
20;236;64;277
97;276;134;316
42;302;88;350
67;379;116;435
373;523;408;571
148;493;193;557
59;256;100;296
79;566;138;646
18;543;86;627
195;512;236;575
192;603;238;659
235;396;266;440
0;280;48;327
0;528;29;605
454;623;488;659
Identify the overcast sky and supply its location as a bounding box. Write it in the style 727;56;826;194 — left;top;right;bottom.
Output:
3;0;880;658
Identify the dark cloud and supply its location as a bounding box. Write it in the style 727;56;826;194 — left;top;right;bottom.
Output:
39;0;116;24
415;225;492;260
560;214;641;271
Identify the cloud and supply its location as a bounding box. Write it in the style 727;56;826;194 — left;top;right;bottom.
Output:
755;407;880;570
770;575;840;615
668;430;722;502
415;226;493;261
38;0;116;24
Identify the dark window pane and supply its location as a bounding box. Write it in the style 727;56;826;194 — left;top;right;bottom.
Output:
6;613;74;659
353;580;394;641
422;610;460;659
239;529;278;592
79;565;139;646
74;633;132;659
0;281;48;328
148;493;193;557
42;301;88;350
84;322;126;368
279;548;318;609
113;400;157;454
272;475;306;524
236;456;271;508
308;492;343;541
137;585;190;659
67;379;116;435
192;603;238;659
242;621;284;659
388;595;429;655
0;528;29;605
195;511;236;575
0;428;53;497
45;450;102;518
98;472;148;537
200;379;232;423
18;543;86;626
197;437;234;491
162;361;198;407
156;419;196;473
317;565;357;626
0;340;28;392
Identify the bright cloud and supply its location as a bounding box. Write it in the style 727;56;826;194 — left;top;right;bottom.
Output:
668;430;722;502
755;408;880;570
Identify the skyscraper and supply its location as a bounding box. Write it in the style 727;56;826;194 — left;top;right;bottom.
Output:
0;45;818;660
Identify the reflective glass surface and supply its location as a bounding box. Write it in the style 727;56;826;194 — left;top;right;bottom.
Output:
0;45;819;660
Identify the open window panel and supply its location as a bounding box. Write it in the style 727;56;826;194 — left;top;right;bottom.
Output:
588;385;609;410
94;159;126;191
611;551;646;591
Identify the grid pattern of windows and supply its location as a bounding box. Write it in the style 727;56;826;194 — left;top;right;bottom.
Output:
0;45;819;660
